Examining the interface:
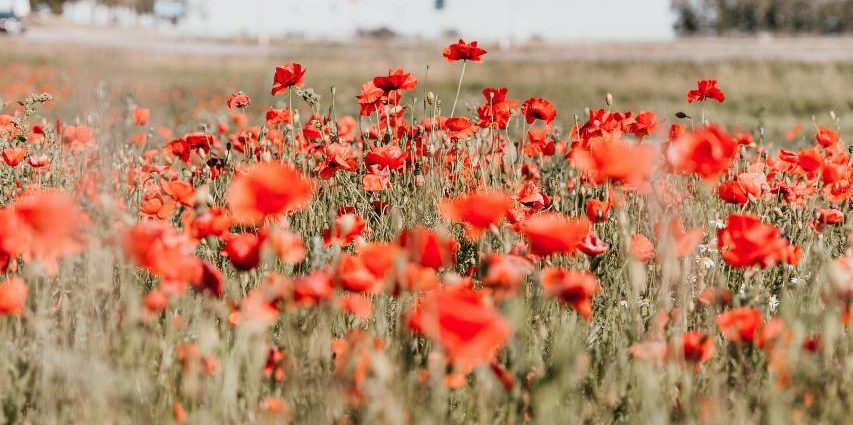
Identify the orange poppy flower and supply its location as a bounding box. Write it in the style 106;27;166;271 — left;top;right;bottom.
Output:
540;268;600;321
406;285;511;371
630;234;655;263
0;277;27;316
132;107;150;126
440;191;514;240
522;213;589;257
271;63;306;96
227;163;313;225
0;190;86;275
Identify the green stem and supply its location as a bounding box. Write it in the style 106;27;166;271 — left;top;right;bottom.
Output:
449;60;467;118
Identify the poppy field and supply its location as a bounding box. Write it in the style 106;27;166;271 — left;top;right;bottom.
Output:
0;38;851;424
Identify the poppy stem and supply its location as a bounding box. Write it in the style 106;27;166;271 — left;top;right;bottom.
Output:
449;60;467;118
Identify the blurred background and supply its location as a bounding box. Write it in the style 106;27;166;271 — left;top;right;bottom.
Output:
2;0;853;141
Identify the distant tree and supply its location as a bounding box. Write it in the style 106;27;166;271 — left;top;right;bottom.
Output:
673;0;853;34
30;0;154;14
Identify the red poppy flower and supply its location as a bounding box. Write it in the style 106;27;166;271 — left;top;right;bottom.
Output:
271;63;306;96
718;180;748;204
571;138;655;185
222;232;264;271
666;125;738;181
482;254;534;291
443;39;487;62
577;234;609;256
406;285;511;371
397;227;458;270
323;208;366;247
717;213;798;268
687;79;725;103
681;331;714;363
716;307;763;344
443;117;478;141
585;198;611;224
521;213;589;257
0;277;27;316
373;69;418;93
540;268;599;321
815;127;839;147
226;91;251;109
520;98;557;124
227;163;313;225
2;147;26;167
365;144;407;170
440;191;514;240
477;87;518;129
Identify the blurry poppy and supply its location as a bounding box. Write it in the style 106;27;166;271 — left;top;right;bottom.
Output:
522;213;589;257
227;163;313;225
717;307;763;344
540;268;599;321
440;191;514;239
406;285;511;371
0;277;27;316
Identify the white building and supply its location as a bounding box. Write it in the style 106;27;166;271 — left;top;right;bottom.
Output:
63;0;676;42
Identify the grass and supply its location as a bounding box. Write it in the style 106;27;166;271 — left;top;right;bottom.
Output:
0;36;850;424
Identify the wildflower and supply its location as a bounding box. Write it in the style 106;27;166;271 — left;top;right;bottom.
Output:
540;268;599;321
227;163;313;225
477;87;518;129
222;232;264;271
0;277;27;316
717;213;798;268
577;234;609;256
717;307;763;344
571;138;655;185
373;68;418;93
687;79;725;103
0;190;86;275
407;285;511;371
2;147;26;167
630;234;655;263
439;191;514;240
443;39;487;62
680;331;714;363
132;107;150;126
522;213;589;257
271;63;306;96
667;125;738;181
226;91;251;109
520;98;557;124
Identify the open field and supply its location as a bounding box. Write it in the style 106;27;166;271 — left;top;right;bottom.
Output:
4;28;853;141
0;29;851;424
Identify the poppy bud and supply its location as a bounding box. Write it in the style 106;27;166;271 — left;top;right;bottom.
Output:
605;92;613;107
